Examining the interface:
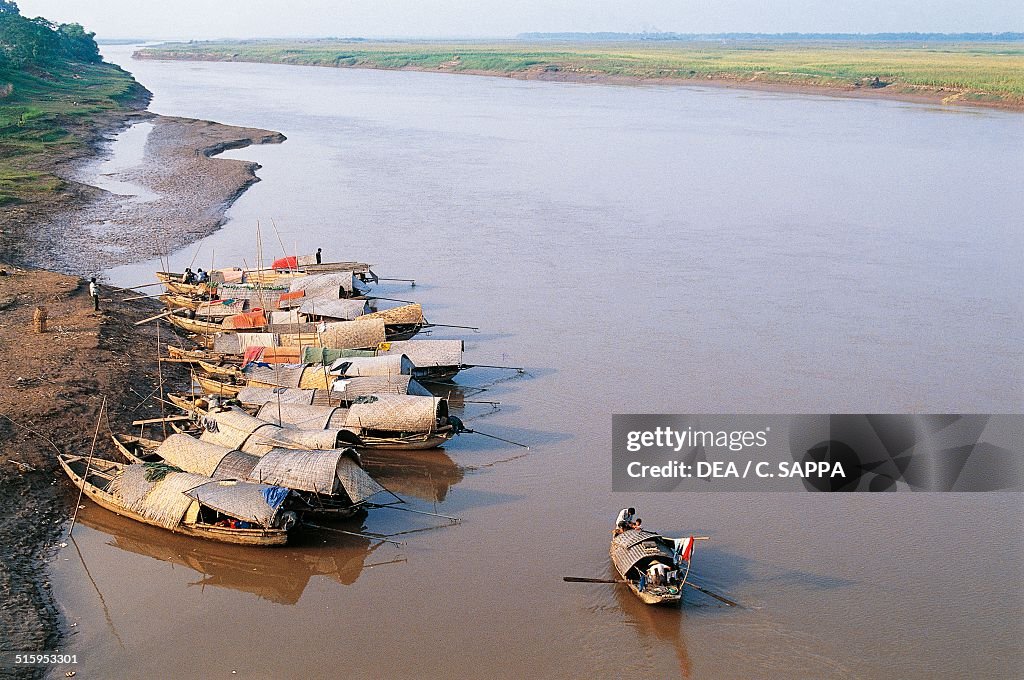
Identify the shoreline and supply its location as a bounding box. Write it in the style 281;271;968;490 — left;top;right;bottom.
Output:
17;114;286;275
136;53;1024;113
0;96;285;676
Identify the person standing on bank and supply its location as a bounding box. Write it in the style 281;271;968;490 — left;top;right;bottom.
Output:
89;277;99;311
315;248;322;265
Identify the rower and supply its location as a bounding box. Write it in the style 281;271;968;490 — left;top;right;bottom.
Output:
615;507;636;532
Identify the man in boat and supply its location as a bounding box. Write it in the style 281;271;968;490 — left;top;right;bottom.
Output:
315;248;322;264
182;268;196;284
88;277;99;311
615;507;636;533
195;268;208;283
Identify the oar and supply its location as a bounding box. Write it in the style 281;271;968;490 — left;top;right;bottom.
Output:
684;581;740;607
464;428;530;449
426;323;480;331
463;364;525;372
126;281;168;291
134;310;173;326
365;296;417;304
563;576;741;607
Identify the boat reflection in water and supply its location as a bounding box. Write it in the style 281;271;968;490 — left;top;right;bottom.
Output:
75;503;389;606
361;449;464;504
613;577;693;678
71;447;466;605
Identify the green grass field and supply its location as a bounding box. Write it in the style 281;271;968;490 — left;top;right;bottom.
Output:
139;40;1024;106
0;60;143;206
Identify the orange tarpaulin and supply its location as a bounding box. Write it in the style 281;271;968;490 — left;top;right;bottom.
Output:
262;347;301;363
222;310;267;330
272;256;298;270
276;290;305;308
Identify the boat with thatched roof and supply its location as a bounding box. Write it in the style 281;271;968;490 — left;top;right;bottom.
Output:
610;528;692;605
116;433;391;517
59;454;295;546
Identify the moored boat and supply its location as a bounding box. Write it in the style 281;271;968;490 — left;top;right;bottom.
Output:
58;454;295;546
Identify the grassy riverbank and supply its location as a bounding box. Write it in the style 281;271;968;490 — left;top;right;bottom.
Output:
0;4;149;209
137;40;1024;109
0;58;146;206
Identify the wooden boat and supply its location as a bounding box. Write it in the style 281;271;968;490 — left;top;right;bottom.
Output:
58;454;293;546
197;360;245;380
110;433;162;461
116;433;388;518
156;271;217;297
160;293;203;311
166;313;225;335
167;345;240;365
255;395;458;451
195;374;242;398
610;528;690;605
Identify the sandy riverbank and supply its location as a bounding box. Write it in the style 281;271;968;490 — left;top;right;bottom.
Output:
10;115;285;274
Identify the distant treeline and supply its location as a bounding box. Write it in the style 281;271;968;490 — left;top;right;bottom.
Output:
0;0;101;69
516;32;1024;43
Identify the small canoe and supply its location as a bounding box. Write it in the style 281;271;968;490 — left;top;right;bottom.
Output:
610;528;689;605
197;360;244;380
110;433;162;462
160;293;203;311
195;374;242;398
166;313;224;335
167;346;240;365
58;454;293;546
157;271;217;297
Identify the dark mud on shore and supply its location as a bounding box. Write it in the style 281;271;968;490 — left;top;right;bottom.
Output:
0;102;284;678
0;269;192;679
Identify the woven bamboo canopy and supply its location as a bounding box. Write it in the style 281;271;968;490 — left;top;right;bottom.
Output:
344;395;448;433
378;340;463;367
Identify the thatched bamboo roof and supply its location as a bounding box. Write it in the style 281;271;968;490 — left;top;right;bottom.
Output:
185;479;287;527
378;340;463;367
328;354;413;377
288;272;358;296
107;466;210;529
298;298;370;320
362;304;424;325
344;395;447;432
316;318;387;350
255;403;342;429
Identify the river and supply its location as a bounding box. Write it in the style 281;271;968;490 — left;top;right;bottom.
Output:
47;45;1023;678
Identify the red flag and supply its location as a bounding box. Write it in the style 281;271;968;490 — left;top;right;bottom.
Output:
680;535;694;563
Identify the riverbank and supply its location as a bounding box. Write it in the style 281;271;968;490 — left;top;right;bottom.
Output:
135;40;1024;112
0;112;284;680
0;267;189;678
16;115;286;273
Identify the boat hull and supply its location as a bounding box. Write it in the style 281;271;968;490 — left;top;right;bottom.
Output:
59;456;288;546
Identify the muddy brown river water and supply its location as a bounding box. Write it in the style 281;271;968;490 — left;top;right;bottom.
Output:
46;45;1023;678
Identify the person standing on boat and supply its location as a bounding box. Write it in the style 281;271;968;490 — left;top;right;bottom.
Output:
615;507;636;531
88;277;99;311
315;248;322;264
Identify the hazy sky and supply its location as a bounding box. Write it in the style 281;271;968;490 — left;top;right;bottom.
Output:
16;0;1024;39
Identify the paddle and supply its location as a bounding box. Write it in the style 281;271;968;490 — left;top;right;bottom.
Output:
562;576;740;607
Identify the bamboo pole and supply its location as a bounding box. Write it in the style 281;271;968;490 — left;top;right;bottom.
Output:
68;395;106;537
